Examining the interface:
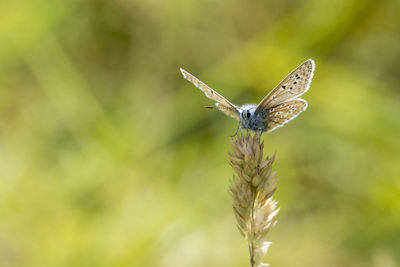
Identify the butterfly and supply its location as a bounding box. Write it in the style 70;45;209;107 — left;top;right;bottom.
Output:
180;59;315;134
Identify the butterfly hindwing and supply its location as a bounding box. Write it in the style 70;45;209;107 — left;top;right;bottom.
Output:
264;99;308;131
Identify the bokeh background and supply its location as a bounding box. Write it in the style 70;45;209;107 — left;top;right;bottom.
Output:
1;0;400;266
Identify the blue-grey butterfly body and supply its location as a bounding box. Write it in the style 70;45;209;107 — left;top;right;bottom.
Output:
180;59;315;133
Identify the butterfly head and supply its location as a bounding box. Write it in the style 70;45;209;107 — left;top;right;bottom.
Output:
238;105;258;130
241;110;251;120
240;105;256;120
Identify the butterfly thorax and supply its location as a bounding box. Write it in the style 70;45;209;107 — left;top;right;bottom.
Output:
239;104;268;132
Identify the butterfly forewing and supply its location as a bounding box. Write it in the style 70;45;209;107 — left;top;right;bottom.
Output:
256;59;315;111
180;68;240;119
265;99;308;131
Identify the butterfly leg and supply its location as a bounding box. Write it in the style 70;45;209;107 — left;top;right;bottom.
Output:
257;130;263;143
239;127;244;136
231;124;241;137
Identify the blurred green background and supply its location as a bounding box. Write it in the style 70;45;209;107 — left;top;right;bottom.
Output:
1;0;400;266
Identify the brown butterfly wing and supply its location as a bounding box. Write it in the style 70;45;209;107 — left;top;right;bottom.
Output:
263;99;308;132
256;59;315;111
180;68;240;120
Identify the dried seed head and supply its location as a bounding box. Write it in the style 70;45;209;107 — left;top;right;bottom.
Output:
229;132;279;267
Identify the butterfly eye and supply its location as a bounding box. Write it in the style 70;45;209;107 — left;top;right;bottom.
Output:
246;111;251;119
